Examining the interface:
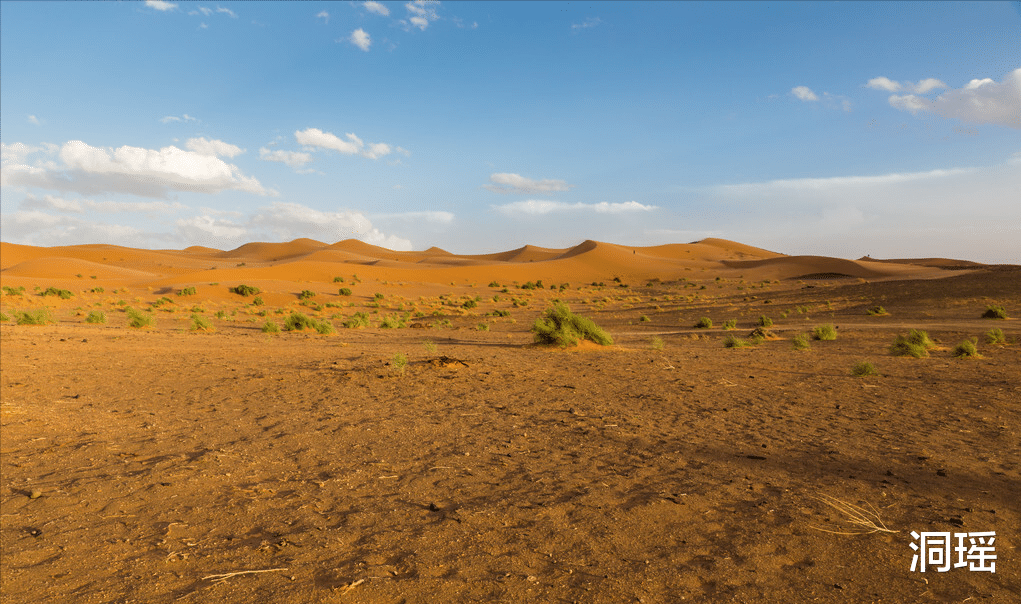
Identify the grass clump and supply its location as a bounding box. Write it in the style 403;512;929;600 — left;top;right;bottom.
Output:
177;287;197;296
890;329;936;358
338;287;353;296
650;337;665;351
476;322;490;331
2;285;26;296
0;311;9;322
758;315;773;328
333;276;345;283
812;324;837;341
695;317;713;329
491;309;510;317
42;287;73;299
792;333;811;351
389;353;408;376
866;305;887;316
379;315;406;329
230;284;260;297
723;335;752;348
190;314;214;332
985;328;1006;345
299;290;316;300
313;319;335;335
283;312;316;331
639;315;650;323
343;311;371;329
423;341;438;353
851;361;879;377
17;309;52;325
262;320;280;333
126;307;155;328
85;310;106;324
982;305;1007;319
722;319;737;330
952;338;980;358
532;301;613;347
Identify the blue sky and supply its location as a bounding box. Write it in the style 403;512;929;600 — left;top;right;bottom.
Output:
2;1;1019;262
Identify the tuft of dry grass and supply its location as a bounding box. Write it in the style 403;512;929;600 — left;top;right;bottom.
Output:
810;494;896;535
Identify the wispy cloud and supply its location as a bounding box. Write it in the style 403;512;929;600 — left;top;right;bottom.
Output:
572;17;601;30
363;1;390;17
185;137;244;158
20;194;187;215
160;113;197;124
316;10;329;24
294;128;397;160
216;6;237;18
494;200;657;216
876;68;1021;129
791;86;819;102
402;0;439;31
28;115;42;126
145;0;177;12
483;173;574;194
259;147;313;168
791;86;851;111
374;210;454;223
350;28;372;51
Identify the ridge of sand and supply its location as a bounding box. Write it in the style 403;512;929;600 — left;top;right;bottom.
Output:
857;256;986;269
217;238;329;262
721;255;951;280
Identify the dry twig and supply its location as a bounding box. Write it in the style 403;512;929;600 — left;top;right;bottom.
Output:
810;494;896;535
202;568;288;583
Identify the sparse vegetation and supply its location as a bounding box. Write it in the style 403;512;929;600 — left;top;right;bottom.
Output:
333;276;345;283
866;305;887;316
890;329;936;358
491;309;510;317
299;290;316;300
231;284;260;297
953;338;980;358
0;311;9;322
17;309;52;325
792;333;810;351
812;324;837;341
338;287;353;296
476;322;490;331
85;311;106;324
343;312;371;329
2;286;26;296
190;314;214;331
532;301;613;347
379;314;406;329
488;281;500;287
252;296;264;306
374;292;384;300
126;307;155;328
42;287;73;299
262;320;280;333
723;335;752;348
651;337;665;351
423;341;437;353
284;312;315;331
982;305;1007;319
851;361;879;377
639;315;650;322
695;317;713;329
758;315;773;327
463;299;478;309
177;287;197;296
722;319;737;330
390;352;408;376
986;328;1006;345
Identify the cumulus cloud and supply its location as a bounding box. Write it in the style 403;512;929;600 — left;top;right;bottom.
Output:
316;10;329;23
294;128;396;160
791;86;819;102
364;1;389;16
403;0;439;31
249;202;412;250
0;210;155;248
483;173;574;194
494;200;657;216
145;0;177;12
1;140;268;198
259;147;313;168
874;69;1020;128
185;137;244;158
350;28;372;51
160;113;197;124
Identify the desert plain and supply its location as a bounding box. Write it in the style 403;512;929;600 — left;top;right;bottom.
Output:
0;237;1018;603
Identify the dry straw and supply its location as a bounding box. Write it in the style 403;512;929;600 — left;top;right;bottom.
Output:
810;494;896;535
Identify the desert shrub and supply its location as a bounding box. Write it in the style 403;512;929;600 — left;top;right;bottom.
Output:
284;312;316;331
722;319;737;330
866;305;887;316
488;281;501;288
231;284;260;297
812;324;837;341
476;322;490;331
791;333;810;350
462;299;478;309
982;305;1007;319
2;285;26;296
338;287;352;296
333;276;345;283
723;335;751;348
252;296;264;306
126;308;155;328
299;290;316;300
190;314;214;331
151;296;174;308
985;328;1006;345
890;329;936;358
177;287;197;296
532;301;613;347
758;315;773;327
639;315;650;322
374;292;384;300
343;312;371;329
0;311;9;322
17;309;52;325
91;287;105;294
379;315;406;329
42;287;73;299
215;310;227;319
651;337;665;351
520;281;537;290
314;319;335;335
262;320;280;333
85;311;106;324
851;361;879;377
423;341;437;353
491;309;510;317
189;305;204;313
390;353;408;376
695;317;713;329
952;339;980;358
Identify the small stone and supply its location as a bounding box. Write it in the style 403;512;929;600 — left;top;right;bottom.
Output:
29;489;42;499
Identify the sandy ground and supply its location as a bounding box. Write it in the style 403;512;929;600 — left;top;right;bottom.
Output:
1;239;1019;603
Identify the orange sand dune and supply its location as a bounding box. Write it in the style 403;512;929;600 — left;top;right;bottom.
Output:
0;238;974;294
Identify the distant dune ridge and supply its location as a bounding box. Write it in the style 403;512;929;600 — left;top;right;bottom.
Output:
0;238;984;293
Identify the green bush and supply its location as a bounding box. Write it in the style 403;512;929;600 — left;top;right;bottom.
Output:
851;361;879;377
695;317;713;329
333;276;345;283
284;312;316;331
190;314;214;331
314;319;335;335
299;290;316;300
338;287;352;296
986;328;1006;345
866;305;887;316
390;353;408;376
723;335;751;348
521;281;537;290
491;309;510;317
792;333;810;351
462;299;478;309
42;287;73;299
374;292;384;300
476;322;490;331
343;311;371;329
812;324;837;341
177;287;197;296
890;329;936;358
722;319;737;330
982;305;1007;319
758;315;773;328
262;320;280;333
0;311;9;322
379;314;406;329
532;301;613;347
2;286;26;296
952;338;980;358
230;284;260;297
252;296;264;306
91;287;105;294
17;309;52;325
639;315;650;322
488;281;501;287
85;311;106;324
126;307;155;328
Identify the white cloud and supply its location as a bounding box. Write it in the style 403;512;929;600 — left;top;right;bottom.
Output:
494;200;657;216
403;0;439;31
146;0;177;12
350;28;372;51
364;1;390;16
483;173;574;194
572;17;601;30
199;22;208;29
715;166;976;195
259;147;313;168
294;128;396;160
316;10;329;23
249;202;413;250
874;69;1020;128
160;113;197;124
185;137;244;158
20;194;187;215
791;86;818;102
1;140;268;198
28;115;41;125
866;76;947;94
175;214;249;241
375;210;454;223
0;210;155;248
216;6;237;18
